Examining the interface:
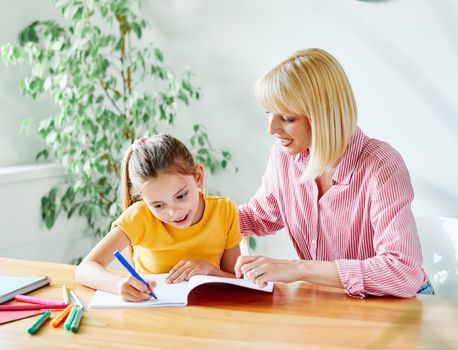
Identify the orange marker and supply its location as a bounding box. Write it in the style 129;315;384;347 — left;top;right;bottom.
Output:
50;304;73;328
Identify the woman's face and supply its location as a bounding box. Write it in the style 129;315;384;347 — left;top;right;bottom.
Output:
139;167;204;228
267;112;311;155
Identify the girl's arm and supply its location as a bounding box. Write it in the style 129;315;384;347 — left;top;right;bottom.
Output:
217;244;241;277
165;245;241;283
75;226;154;300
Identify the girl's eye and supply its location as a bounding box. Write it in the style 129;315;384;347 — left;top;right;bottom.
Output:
153;204;164;209
176;192;188;200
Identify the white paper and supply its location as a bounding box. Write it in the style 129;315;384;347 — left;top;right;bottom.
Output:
89;274;273;309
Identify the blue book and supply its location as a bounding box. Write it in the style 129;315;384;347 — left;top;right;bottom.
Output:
0;275;50;304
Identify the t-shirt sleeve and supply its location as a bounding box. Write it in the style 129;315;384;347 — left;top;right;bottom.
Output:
111;202;149;245
224;199;243;249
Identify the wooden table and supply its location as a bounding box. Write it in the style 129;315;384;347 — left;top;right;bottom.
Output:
0;258;457;349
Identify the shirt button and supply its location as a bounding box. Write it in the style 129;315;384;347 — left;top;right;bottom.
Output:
311;239;316;244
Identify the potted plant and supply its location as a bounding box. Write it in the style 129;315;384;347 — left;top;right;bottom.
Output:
1;0;235;261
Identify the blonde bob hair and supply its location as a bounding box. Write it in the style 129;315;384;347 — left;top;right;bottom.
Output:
256;48;357;182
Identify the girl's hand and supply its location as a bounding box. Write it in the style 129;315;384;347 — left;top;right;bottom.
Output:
166;260;217;284
117;276;156;302
234;255;303;287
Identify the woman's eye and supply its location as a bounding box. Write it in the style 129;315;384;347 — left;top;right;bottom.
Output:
281;116;294;123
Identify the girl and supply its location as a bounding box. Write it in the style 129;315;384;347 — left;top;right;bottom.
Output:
76;134;241;302
234;48;433;298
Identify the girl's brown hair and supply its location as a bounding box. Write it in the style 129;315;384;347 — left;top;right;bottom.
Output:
121;133;197;210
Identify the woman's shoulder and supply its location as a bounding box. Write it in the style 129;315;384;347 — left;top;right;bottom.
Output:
357;132;409;182
360;134;405;168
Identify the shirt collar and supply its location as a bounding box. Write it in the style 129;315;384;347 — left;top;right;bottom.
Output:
293;148;309;164
332;127;365;185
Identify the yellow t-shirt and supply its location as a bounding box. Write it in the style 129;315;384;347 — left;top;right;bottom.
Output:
112;193;242;274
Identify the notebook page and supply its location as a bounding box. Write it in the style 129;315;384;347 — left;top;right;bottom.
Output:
88;274;189;309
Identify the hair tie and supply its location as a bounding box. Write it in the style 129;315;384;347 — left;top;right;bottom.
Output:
132;137;146;151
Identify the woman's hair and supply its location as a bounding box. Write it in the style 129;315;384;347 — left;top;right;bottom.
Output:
256;48;357;181
121;133;197;210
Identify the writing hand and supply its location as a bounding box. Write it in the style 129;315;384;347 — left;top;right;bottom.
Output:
117;276;156;302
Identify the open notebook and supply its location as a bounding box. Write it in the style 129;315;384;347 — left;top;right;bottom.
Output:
89;274;273;309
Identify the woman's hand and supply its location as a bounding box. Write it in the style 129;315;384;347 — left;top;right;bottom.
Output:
166;260;217;284
234;255;304;287
117;276;156;302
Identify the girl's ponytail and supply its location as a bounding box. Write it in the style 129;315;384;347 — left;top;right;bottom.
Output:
121;146;135;210
121;146;136;264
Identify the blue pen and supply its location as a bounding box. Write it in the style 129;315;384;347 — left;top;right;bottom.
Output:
113;250;158;300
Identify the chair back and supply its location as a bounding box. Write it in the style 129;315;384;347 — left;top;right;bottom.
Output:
416;216;458;296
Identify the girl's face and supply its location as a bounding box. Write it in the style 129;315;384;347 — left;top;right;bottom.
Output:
140;166;204;229
267;112;311;155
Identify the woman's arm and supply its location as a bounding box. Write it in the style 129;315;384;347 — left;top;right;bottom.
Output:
234;255;343;288
238;145;285;236
75;226;155;300
336;156;425;298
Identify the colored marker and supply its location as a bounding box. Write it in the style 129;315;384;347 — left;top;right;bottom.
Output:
50;304;73;328
0;304;68;311
69;290;84;310
27;310;51;335
15;295;67;306
113;250;157;299
62;284;70;304
70;307;83;333
63;306;78;330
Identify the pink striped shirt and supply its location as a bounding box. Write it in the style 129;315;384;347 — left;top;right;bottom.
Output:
238;128;427;298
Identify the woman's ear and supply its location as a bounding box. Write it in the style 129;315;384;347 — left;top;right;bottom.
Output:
195;164;205;190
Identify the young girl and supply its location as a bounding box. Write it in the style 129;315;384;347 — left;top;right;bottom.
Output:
75;134;242;302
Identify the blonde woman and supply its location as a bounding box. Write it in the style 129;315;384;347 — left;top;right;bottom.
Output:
235;48;433;298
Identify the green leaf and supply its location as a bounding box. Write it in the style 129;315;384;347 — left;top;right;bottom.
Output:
72;7;83;22
20;117;34;136
249;236;257;250
35;149;49;161
41;188;58;229
132;23;142;39
154;48;164;62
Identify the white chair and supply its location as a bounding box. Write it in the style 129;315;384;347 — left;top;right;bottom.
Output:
240;236;250;256
415;217;458;296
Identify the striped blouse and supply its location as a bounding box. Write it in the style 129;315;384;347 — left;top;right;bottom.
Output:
238;128;427;298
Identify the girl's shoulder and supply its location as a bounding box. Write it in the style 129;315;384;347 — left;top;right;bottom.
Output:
202;194;237;213
118;201;153;221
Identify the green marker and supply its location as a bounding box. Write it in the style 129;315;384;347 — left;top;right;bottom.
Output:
63;306;78;330
27;310;51;335
70;307;83;333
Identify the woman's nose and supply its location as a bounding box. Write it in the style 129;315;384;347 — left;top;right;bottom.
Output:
268;115;281;135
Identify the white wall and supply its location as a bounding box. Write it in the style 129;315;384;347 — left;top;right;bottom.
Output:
0;164;94;262
1;0;457;261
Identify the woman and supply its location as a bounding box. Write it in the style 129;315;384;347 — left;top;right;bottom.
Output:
235;48;433;298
